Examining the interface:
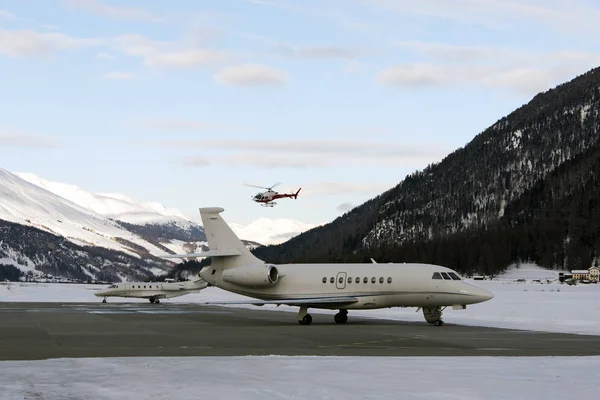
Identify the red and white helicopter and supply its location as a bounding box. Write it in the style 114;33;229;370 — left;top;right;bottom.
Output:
245;183;301;207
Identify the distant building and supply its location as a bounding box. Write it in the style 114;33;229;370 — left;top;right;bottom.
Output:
570;266;599;283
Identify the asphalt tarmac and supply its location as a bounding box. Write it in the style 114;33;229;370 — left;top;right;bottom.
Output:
1;302;599;360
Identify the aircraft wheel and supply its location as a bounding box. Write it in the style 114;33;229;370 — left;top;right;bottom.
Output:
298;314;312;325
155;299;160;304
149;298;155;304
102;299;107;303
433;320;444;327
334;313;348;324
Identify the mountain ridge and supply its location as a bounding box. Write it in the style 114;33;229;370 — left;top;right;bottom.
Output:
253;66;600;273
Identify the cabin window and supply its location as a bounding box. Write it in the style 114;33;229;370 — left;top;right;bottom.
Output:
371;277;376;283
432;273;442;279
338;277;344;284
138;285;141;288
322;277;327;283
379;277;384;284
441;273;452;280
448;272;461;280
330;277;335;284
347;277;352;284
387;277;392;284
363;277;368;284
211;269;216;275
355;277;360;284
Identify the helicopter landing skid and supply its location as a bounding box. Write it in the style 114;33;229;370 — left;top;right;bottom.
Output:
261;202;277;207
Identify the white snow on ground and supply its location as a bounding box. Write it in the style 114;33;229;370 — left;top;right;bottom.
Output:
1;356;599;400
2;278;599;336
494;262;560;281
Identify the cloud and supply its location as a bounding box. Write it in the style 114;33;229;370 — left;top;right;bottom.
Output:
131;119;240;132
154;138;449;169
103;72;133;79
360;0;600;34
380;43;600;95
113;34;232;69
245;0;303;13
0;29;100;58
302;182;390;196
144;49;231;69
67;0;162;22
0;10;24;21
337;202;355;213
273;45;367;60
214;64;287;86
396;41;504;63
377;63;566;94
0;131;61;148
181;154;325;169
180;157;211;167
96;52;114;60
40;24;61;31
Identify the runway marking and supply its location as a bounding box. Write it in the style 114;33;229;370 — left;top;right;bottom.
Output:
317;338;407;349
477;348;513;351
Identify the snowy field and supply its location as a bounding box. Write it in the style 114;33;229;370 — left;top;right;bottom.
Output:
1;356;599;400
2;264;599;399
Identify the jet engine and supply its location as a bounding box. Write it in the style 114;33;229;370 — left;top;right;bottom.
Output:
221;265;279;288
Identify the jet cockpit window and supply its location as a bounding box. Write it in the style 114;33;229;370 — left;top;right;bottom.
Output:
432;272;442;279
448;272;461;280
441;272;452;280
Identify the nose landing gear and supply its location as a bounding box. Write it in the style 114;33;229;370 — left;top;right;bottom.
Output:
422;306;444;326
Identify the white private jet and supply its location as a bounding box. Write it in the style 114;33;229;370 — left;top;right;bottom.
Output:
164;207;494;326
94;276;208;304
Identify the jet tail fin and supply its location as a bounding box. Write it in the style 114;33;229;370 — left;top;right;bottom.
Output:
199;207;263;268
294;188;301;199
160;207;263;269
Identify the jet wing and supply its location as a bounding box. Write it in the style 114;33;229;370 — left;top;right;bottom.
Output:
162;249;242;259
206;296;358;307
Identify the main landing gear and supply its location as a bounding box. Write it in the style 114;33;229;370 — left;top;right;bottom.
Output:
334;309;348;324
298;306;312;325
422;306;444;326
102;298;107;303
149;298;160;304
297;307;349;325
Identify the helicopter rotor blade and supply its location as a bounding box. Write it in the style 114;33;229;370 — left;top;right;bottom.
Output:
243;183;270;190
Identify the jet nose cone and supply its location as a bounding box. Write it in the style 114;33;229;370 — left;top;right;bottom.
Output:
474;286;494;303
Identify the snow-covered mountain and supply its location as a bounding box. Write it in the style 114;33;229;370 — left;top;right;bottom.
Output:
0;169;172;256
15;173;194;227
0;168;207;281
230;218;317;246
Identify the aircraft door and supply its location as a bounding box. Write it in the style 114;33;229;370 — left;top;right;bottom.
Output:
336;272;347;289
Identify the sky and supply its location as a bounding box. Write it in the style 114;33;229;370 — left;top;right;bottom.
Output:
1;0;600;227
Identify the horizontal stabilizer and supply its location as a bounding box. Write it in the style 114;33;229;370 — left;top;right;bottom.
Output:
162;248;242;259
206;296;358;307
